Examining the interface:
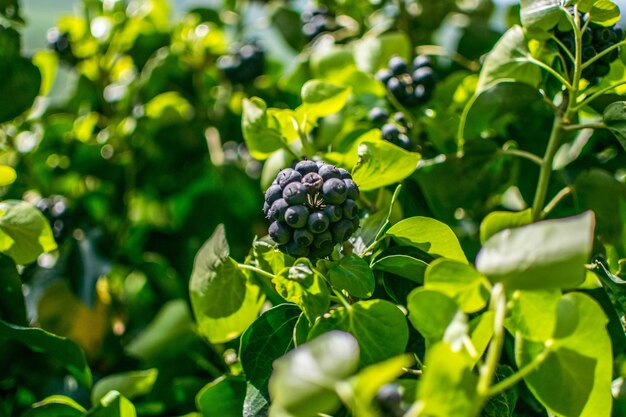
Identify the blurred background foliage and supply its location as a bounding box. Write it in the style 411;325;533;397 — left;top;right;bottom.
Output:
2;0;626;416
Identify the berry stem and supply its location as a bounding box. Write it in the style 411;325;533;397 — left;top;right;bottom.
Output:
499;149;543;166
477;283;507;396
531;116;563;222
486;346;552;397
573;79;626;111
550;34;575;64
540;185;573;219
527;56;573;91
580;39;626;70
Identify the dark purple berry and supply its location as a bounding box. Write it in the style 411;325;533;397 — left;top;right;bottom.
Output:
389;56;409;75
337;168;351;179
322;178;348;205
324;205;342;222
382;124;400;141
318;164;342;181
307;212;330;234
313;230;333;248
412;55;432;70
342;199;358;219
376;69;393;84
368;107;389;123
277;168;302;187
294;160;318;175
283;182;308;205
285;241;309;258
594;27;612;43
302;172;324;194
412;67;436;89
269;221;291;245
343;179;359;200
269;199;289;221
294;228;314;247
331;219;354;243
265;184;283;205
285;205;309;228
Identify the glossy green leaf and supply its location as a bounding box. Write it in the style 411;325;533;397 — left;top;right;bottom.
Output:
268;331;359;417
189;225;265;344
351;139;421;191
272;259;330;322
385;217;468;263
506;289;560;342
469;311;495;365
196;377;246;417
414;342;481;417
588;0;620;26
125;299;195;361
300;80;351;118
476;211;595;289
0;319;92;387
479;209;533;244
309;299;408;366
0;200;57;265
520;0;563;31
477;25;541;92
371;255;428;283
92;369;158;404
327;255;375;298
240;304;300;392
424;259;491;313
517;293;612;417
24;395;86;417
88;391;136;417
347;354;414;417
407;289;459;346
242;97;284;160
603;101;626;151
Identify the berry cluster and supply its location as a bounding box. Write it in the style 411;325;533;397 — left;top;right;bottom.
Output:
375;55;437;107
217;41;265;84
263;161;360;258
46;28;76;65
368;108;414;150
301;6;340;40
36;195;69;242
555;17;623;80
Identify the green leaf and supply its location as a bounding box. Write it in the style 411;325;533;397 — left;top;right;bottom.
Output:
371;255;428;283
481;366;518;417
243;383;269;417
24;395;86;417
517;293;612;417
0;57;41;123
240;304;300;393
415;342;481;417
476;211;595;290
300;80;351;118
268;331;359;417
91;369;158;404
406;288;460;347
272;259;330;322
327;255;375;298
242;97;284;160
347;354;414;417
125;300;195;361
588;0;620;26
0;0;22;22
0;200;57;265
308;299;408;366
385;217;468;263
32;50;58;96
351;138;421;191
196;376;246;417
354;32;411;73
479;209;533;244
603;101;626;152
189;225;265;344
477;25;542;92
88;391;137;417
506;289;561;342
424;259;491;313
0;165;16;186
0;254;27;326
0;319;92;387
464;82;544;139
520;0;563;31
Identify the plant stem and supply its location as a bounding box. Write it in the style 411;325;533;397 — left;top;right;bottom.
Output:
527;57;573;91
238;263;276;280
486;346;551;397
531;117;563;222
550;35;575;64
479;306;507;385
499;149;543;166
540;186;573;219
574;80;626;111
477;284;507;396
333;288;352;310
581;39;626;70
561;122;607;131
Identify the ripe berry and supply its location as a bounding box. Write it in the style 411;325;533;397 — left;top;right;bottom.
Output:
412;55;432;70
285;205;309;228
324;205;342;222
268;198;289;221
322;178;348;204
295;160;318;175
342;199;358;219
277;168;303;187
265;184;283;205
375;69;393;84
307;212;330;234
343;179;359;200
369;107;389;124
284;241;309;258
382;124;401;141
302;172;324;194
269;221;291;245
318;164;342;181
294;228;314;247
283;182;308;205
388;56;409;75
412;67;436;89
331;219;354;243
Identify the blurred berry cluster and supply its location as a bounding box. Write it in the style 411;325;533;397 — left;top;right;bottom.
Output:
376;55;437;107
301;5;341;40
217;40;265;84
368;108;415;151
